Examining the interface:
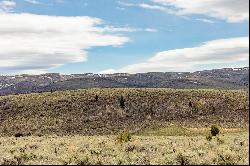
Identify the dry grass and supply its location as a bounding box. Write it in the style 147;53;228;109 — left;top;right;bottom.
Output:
139;125;249;136
0;131;248;165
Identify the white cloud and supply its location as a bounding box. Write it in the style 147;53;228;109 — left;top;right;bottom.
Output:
116;6;125;11
99;37;249;74
101;26;158;33
99;69;117;74
117;1;173;13
195;18;215;24
144;28;158;32
152;0;249;22
0;0;16;13
24;0;41;4
138;3;166;11
117;1;135;7
0;13;130;74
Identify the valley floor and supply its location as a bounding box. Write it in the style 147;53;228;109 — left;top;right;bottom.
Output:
0;130;248;165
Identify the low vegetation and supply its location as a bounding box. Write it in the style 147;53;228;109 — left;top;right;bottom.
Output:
117;130;132;143
0;88;248;137
0;88;248;165
0;132;248;165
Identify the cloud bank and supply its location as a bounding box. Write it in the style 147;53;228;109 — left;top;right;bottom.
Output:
0;13;130;74
100;37;249;74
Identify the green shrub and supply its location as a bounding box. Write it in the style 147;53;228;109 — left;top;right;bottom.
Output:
218;154;235;165
216;137;224;145
6;152;37;165
206;134;212;141
210;125;220;136
117;130;131;143
176;153;189;165
76;156;90;165
192;107;199;113
193;99;206;111
1;158;19;165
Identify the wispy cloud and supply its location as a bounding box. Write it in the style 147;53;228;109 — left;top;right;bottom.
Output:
100;37;249;74
116;6;125;11
138;3;167;11
24;0;41;5
101;26;158;33
118;0;249;23
195;18;215;24
117;1;135;7
152;0;249;23
117;1;171;12
0;13;130;74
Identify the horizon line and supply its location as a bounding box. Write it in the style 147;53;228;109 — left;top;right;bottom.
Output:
1;66;249;77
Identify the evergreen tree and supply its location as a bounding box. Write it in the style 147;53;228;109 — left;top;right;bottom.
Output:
95;94;98;101
119;96;125;109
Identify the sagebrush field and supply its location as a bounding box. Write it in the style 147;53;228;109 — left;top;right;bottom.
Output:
0;88;249;165
0;132;248;165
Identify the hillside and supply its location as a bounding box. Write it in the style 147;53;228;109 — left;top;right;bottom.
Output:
0;88;248;137
0;67;249;96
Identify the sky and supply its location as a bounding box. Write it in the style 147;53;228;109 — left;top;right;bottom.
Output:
0;0;249;75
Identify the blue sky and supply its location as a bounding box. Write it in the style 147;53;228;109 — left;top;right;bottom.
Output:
0;0;249;75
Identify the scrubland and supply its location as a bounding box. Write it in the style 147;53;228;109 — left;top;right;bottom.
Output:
0;131;248;165
0;88;248;165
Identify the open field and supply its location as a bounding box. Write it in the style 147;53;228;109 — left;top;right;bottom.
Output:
0;131;248;165
0;88;249;165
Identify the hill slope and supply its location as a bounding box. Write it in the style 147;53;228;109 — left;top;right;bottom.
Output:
0;88;248;136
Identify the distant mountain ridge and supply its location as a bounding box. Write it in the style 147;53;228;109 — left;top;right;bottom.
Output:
0;67;249;96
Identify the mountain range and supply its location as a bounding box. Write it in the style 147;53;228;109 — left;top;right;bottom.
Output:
0;67;249;96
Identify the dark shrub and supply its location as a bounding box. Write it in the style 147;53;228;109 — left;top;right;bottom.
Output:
95;95;99;102
210;125;220;136
14;132;24;138
119;96;125;109
176;153;189;165
211;106;216;114
26;132;31;136
189;101;193;108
